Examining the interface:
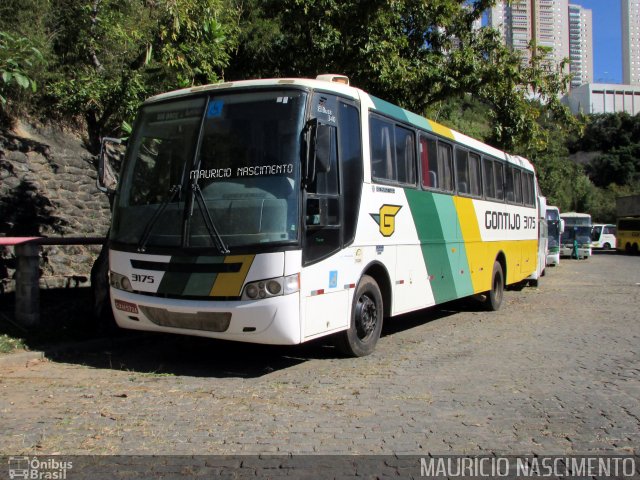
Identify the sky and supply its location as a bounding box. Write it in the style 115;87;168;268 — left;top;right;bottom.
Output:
566;0;622;83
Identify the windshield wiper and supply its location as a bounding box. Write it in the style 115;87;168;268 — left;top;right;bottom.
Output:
192;183;230;254
137;185;181;252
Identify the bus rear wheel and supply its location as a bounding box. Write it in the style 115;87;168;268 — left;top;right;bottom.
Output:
482;261;504;311
334;275;383;357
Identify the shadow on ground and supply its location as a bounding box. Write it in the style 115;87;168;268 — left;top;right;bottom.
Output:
1;286;467;379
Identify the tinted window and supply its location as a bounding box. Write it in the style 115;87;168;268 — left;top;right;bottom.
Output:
494;162;505;200
456;148;470;194
438;142;454;192
370;116;416;185
308;126;338;195
469;152;481;197
420;134;446;190
505;166;515;202
395;125;416;185
483;158;496;199
513;169;523;204
420;135;436;188
370;116;394;181
339;102;362;246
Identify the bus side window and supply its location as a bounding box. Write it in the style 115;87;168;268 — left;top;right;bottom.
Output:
370;116;394;181
395;125;415;185
505;165;515;202
483;157;496;199
338;101;362;247
420;134;438;189
469;152;481;197
438;142;454;192
524;172;535;206
513;168;523;204
494;162;505;200
456;148;469;194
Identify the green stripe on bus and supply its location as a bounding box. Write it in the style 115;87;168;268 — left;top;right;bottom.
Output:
157;256;198;296
369;96;432;131
405;190;456;303
181;256;224;296
405;190;474;303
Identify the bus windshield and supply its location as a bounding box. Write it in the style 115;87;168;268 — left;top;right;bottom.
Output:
563;226;591;245
111;90;307;250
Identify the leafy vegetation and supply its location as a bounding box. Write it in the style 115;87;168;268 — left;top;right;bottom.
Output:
0;31;43;107
0;0;637;220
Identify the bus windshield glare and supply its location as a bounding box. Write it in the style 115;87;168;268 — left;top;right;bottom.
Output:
111;90;307;250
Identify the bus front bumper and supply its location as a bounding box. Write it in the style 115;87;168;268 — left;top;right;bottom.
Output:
110;288;302;345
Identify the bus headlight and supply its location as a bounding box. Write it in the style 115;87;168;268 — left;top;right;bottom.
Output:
242;273;299;300
110;271;133;292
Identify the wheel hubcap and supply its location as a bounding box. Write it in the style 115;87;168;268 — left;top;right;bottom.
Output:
355;293;377;340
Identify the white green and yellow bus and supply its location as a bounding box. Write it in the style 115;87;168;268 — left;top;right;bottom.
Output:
545;205;563;266
99;75;540;356
560;212;592;259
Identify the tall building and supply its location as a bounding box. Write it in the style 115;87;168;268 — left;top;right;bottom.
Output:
622;0;640;85
568;4;594;88
487;0;585;79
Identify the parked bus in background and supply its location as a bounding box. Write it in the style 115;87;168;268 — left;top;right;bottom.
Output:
616;217;640;254
98;75;541;357
591;224;616;250
615;194;640;255
560;212;592;259
545;205;563;266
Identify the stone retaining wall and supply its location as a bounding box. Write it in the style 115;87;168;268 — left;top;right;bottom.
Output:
0;121;112;293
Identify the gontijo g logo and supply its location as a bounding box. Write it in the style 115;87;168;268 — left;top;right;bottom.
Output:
370;205;402;237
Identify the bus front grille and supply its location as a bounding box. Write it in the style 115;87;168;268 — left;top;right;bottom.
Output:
139;306;231;332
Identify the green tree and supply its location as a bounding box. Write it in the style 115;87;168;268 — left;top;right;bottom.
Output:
46;0;238;152
0;31;43;112
229;0;573;157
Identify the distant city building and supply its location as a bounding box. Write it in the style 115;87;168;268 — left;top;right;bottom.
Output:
622;0;640;85
487;0;569;64
562;83;640;114
487;0;592;87
568;4;594;88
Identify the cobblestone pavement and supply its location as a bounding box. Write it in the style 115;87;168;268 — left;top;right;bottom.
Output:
1;253;639;456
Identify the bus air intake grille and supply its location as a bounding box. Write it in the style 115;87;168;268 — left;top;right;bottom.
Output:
139;306;231;332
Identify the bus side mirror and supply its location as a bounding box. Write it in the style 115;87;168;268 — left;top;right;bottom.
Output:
98;137;124;194
560;219;565;231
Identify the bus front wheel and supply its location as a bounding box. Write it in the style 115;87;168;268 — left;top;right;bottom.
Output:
483;261;504;311
334;275;383;357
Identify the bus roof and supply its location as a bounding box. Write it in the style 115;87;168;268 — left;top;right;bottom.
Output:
144;76;534;172
561;212;592;218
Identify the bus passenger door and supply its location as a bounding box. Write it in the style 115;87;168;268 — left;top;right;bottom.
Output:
302;94;348;337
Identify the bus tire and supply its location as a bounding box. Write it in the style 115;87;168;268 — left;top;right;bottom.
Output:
483;261;504;311
334;275;383;357
603;242;611;250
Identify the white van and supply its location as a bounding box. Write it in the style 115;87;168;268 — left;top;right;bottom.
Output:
591;224;617;250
